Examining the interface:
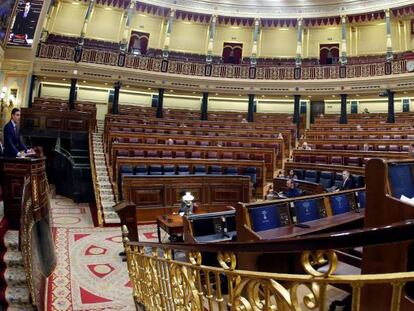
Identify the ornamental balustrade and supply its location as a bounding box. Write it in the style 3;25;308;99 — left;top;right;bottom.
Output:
37;43;408;80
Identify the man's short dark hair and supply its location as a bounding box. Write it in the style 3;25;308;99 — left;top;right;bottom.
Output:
11;108;20;115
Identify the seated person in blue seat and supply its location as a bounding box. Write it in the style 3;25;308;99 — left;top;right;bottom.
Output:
3;108;34;157
283;179;302;198
340;170;354;190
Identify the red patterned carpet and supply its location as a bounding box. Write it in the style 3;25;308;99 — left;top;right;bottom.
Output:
46;196;157;311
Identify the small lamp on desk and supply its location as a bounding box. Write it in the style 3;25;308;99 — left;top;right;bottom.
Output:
179;192;194;216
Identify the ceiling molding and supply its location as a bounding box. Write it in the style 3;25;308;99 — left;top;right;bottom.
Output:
138;0;414;18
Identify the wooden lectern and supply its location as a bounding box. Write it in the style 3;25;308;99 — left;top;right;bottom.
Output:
0;156;47;230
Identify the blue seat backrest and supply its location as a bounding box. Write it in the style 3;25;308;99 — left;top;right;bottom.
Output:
225;167;238;175
120;164;133;174
389;164;414;199
134;165;147;175
294;169;304;180
334;173;343;188
295;199;321;223
249;204;282;232
244;167;257;185
178;165;190;175
330;194;351;215
194;165;206;175
209;165;222;174
304;170;318;183
164;165;176;175
352;175;364;188
149;165;163;175
319;171;333;189
357;191;366;209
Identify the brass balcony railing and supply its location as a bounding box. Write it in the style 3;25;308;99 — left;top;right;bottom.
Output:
122;220;414;311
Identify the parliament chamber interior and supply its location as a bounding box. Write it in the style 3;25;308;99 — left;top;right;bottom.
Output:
3;0;414;310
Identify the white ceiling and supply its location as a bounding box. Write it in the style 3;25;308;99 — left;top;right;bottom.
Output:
141;0;414;18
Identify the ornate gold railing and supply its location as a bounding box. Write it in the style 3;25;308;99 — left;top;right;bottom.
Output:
122;220;414;310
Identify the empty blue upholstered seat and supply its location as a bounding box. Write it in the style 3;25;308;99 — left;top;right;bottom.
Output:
319;171;333;189
351;175;364;188
149;165;163;175
334;173;344;188
249;204;285;232
330;194;351;215
244;167;257;187
389;164;414;199
357;191;366;209
193;165;206;175
164;165;176;175
294;199;321;223
293;169;304;180
178;165;190;175
304;170;318;183
225;167;238;175
119;165;133;179
209;165;223;174
134;165;147;175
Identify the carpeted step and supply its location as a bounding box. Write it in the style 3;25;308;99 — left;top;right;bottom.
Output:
4;231;18;251
4;267;27;287
3;251;23;268
5;286;31;305
7;302;36;311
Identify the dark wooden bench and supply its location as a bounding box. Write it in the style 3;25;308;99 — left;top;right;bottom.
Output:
115;157;266;198
122;175;251;222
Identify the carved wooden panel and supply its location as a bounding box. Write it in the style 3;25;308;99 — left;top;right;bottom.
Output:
45;117;64;129
123;175;252;222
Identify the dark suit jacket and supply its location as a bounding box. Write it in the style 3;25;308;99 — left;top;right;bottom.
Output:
3;121;27;157
340;177;355;190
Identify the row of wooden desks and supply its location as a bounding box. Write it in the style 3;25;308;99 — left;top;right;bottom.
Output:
256;210;365;240
157;210;364;243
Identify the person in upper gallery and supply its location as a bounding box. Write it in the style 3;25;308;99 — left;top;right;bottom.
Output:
283;179;302;198
408;143;414;158
277;133;283;139
241;118;248;124
3;108;34;157
166;138;174;145
339;170;354;190
300;141;312;150
363;108;370;114
356;124;363;131
363;143;370;151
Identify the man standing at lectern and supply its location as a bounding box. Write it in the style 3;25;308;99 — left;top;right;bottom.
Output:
3;108;32;157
